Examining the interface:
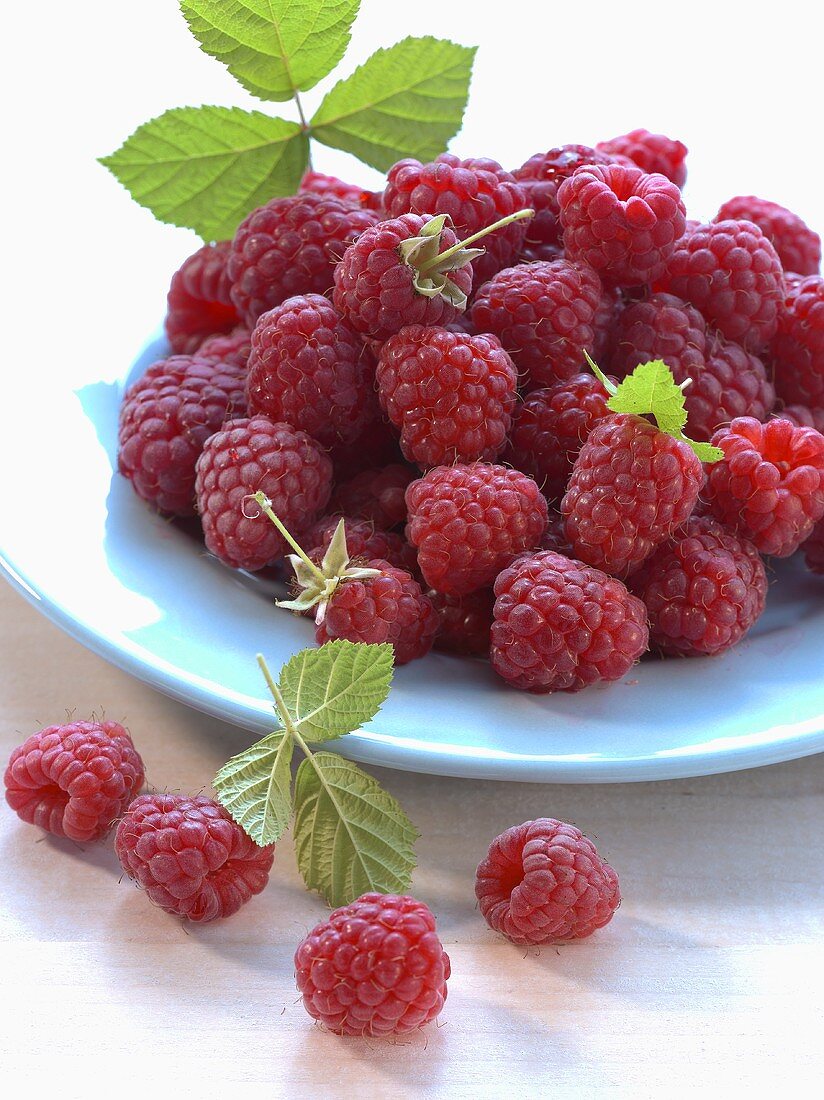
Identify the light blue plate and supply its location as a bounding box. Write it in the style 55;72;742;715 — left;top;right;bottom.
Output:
2;334;823;782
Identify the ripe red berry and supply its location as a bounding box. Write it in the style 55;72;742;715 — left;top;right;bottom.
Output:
558;163;686;286
118;355;247;516
115;794;274;922
330;464;417;530
428;586;494;657
802;519;824;575
227;193;379;327
246;294;378;448
490;550;648;692
656;220;785;351
475;818;621;943
376;326;517;467
384;153;528;284
327;418;404;482
304;515;418;576
561;413;704;577
470;258;605;391
513;144;616;250
165;241;239;354
770;275;824;409
629;516;767;656
405;463;549;596
4;721;144;842
715;195;821;277
300;169;383;212
197;326;252;369
705;417;824;557
295;893;450;1036
195;416;333;571
779;404;824;435
596;129;688;188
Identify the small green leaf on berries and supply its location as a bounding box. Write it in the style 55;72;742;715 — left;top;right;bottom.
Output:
213;729;294;845
293;752;417;906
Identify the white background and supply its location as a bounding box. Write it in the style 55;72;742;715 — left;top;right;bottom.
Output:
4;0;822;388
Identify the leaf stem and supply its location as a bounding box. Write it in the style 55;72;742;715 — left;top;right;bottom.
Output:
251;492;325;584
293;90;312;169
419;208;534;273
257;654;298;738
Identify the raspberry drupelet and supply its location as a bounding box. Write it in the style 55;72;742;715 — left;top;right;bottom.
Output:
779;404;824;435
490;550;648;693
295;893;450;1036
405;463;549;596
596;129;688;188
197;326;252;369
428;586;495;657
770;275;824;409
704;417;824;557
299;169;384;212
475;819;621;943
115;794;274;922
165;241;239;354
4;720;144;842
376;326;517;468
802;519;824;575
330;464;417;530
513;144;616;250
715;195;821;277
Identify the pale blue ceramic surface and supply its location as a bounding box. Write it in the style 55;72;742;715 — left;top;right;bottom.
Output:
1;333;823;782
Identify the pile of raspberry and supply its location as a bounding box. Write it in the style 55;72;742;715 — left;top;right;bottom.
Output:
120;139;824;693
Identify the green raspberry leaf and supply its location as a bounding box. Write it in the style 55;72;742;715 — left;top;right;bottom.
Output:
99;106;309;239
293;753;418;906
310;36;476;171
180;0;360;103
685;438;725;463
213;729;294;846
278;640;394;743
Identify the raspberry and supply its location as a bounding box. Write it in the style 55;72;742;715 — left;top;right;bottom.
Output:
518;241;565;264
246;294;378;448
490;550;648;692
428;586;494;656
475;819;620;942
227;193;379;327
513;144;616;250
315;558;438;665
118;355;247;516
115;794;274;922
300;169;383;212
330;464;417;530
384;153;528;284
164;241;239;354
505;372;613;502
405;463;549;596
705;416;824;557
780;403;824;435
304;515;418;575
629;516;767;656
295;893;450;1036
561;413;704;577
540;510;574;555
558;163;686;286
802;518;824;574
376;326;517;467
328;419;404;482
195;417;333;571
715;196;821;277
4;721;144;842
470;259;605;390
611;293;775;441
332;213;473;341
197;326;252;369
596;129;688;188
656;220;785;351
770;275;824;408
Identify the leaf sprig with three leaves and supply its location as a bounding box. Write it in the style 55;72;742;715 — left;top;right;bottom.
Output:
100;1;477;241
213;639;418;907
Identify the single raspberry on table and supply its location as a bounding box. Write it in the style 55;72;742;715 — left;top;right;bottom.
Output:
705;416;824;557
227;193;379;327
118;354;247;516
428;586;495;656
246;294;378;448
475;818;621;943
299;169;383;212
596;129;688;188
405;463;549;596
770;275;824;408
383;153;528;284
470;258;605;391
656;220;785;351
4;721;144;842
195;416;332;571
115;794;274;922
164;241;239;354
802;518;824;574
304;514;418;576
629;515;767;656
558;163;686;286
376;326;517;467
295;893;450;1036
715;196;821;277
197;326;252;369
513;144;616;250
505;372;613;502
330;464;417;531
490;550;648;692
779;404;824;435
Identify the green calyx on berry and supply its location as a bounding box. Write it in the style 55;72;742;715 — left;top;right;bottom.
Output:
249;493;381;620
584;352;724;463
397;208;534;309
